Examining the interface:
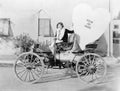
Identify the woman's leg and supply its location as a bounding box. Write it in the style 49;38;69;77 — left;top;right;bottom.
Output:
49;42;55;54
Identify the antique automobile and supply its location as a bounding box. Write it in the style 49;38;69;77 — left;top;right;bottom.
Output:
14;35;107;84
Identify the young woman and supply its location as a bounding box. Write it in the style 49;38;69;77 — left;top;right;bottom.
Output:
49;22;74;54
55;22;74;43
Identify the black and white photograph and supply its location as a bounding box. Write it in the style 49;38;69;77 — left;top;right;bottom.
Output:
0;0;120;91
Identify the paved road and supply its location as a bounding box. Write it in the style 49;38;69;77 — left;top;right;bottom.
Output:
0;66;120;91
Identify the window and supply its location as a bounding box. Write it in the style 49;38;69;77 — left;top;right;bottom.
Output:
114;24;119;29
38;18;54;37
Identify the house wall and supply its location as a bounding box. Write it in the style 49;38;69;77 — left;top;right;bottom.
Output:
1;0;119;56
0;0;109;40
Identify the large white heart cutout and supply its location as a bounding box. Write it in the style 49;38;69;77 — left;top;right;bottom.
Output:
72;4;110;50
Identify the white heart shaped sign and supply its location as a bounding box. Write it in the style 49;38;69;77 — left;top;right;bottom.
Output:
72;4;110;50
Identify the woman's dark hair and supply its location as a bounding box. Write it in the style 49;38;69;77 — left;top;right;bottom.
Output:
56;22;64;28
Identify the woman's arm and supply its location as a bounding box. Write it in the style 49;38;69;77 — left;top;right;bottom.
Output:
54;31;57;37
66;29;74;33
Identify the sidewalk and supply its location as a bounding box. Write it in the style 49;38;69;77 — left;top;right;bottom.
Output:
0;55;120;67
103;56;120;67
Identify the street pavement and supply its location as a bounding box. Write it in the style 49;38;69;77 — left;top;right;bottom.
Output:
0;56;120;91
0;62;120;91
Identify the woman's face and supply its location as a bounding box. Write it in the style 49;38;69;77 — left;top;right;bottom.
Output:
57;24;63;30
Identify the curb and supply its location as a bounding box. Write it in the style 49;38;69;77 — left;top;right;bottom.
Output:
0;60;14;67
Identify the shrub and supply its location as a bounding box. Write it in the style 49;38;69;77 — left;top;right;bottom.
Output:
14;33;34;53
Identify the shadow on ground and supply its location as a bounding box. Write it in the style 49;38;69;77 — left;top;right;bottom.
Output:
34;73;77;84
79;84;114;91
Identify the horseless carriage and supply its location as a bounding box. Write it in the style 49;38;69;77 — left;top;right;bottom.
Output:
14;4;109;84
14;33;107;84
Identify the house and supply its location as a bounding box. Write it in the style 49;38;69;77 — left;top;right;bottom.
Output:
111;18;120;57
